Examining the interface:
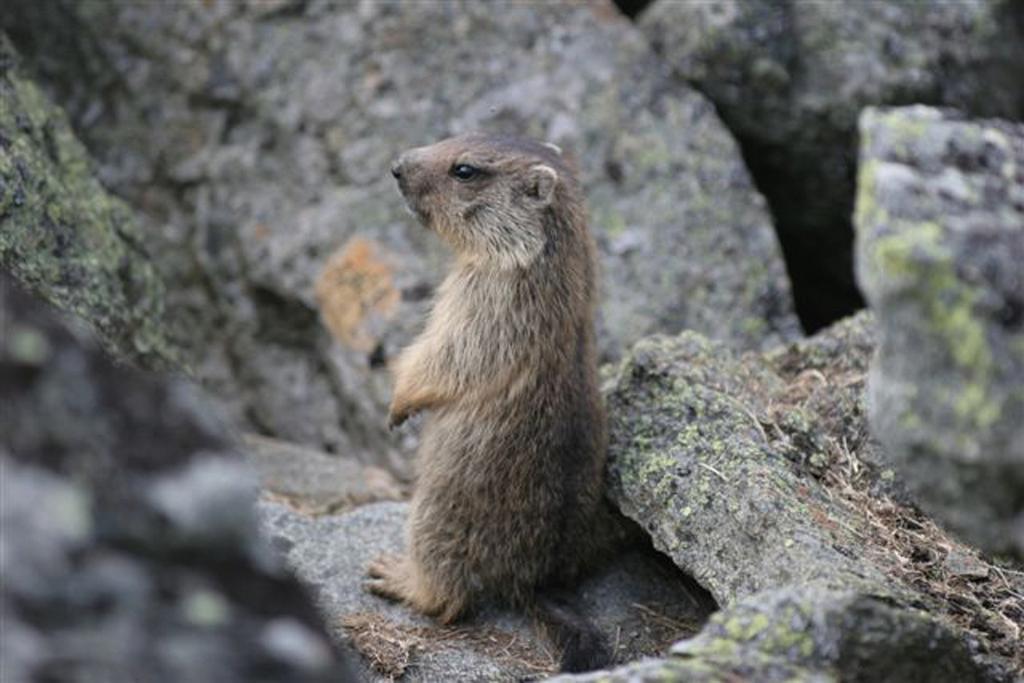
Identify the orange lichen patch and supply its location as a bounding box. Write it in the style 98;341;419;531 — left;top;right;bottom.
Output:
315;237;400;351
251;223;271;240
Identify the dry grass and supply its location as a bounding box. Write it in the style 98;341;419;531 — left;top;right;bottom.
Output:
824;440;1023;675
767;357;1024;677
342;602;703;679
341;612;558;680
628;602;706;655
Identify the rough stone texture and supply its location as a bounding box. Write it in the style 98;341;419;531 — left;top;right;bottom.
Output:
3;0;798;473
0;275;357;683
258;500;715;681
640;0;1024;331
0;35;177;371
553;585;983;683
605;330;893;603
592;321;1000;681
245;433;405;515
854;106;1024;558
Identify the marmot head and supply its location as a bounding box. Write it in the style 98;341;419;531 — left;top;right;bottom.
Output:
391;133;578;269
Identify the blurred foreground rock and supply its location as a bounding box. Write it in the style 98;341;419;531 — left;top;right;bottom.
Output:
855;106;1024;559
3;0;798;474
0;35;177;370
641;0;1024;330
0;276;357;683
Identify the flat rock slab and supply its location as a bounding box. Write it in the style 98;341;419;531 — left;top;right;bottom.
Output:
257;500;714;681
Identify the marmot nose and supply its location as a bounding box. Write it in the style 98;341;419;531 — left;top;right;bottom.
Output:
390;161;403;180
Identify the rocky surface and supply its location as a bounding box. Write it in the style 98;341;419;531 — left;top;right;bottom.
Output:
0;35;177;371
245;433;405;515
640;0;1024;331
592;315;1020;681
0;275;357;683
258;500;715;681
606;327;889;602
4;4;1023;683
855;106;1024;558
554;586;983;683
254;312;1021;681
3;0;798;474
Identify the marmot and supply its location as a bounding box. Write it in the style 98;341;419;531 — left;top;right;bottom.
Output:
366;132;620;671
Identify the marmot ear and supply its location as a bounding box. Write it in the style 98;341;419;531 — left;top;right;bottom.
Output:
526;164;558;206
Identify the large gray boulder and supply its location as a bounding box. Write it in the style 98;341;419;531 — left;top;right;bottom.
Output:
0;35;177;371
0;276;356;683
582;315;1020;681
855;106;1024;558
3;0;798;473
640;0;1024;331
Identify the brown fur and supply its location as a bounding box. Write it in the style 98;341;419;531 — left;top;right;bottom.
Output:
367;133;618;637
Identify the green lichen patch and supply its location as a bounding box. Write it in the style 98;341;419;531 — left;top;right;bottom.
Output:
0;36;178;371
855;106;1024;567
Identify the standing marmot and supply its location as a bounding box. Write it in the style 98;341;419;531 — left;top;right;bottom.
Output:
367;132;617;671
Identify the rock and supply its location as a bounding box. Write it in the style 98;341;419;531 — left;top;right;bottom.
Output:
258;499;715;681
605;330;892;603
3;0;798;473
0;275;357;683
258;311;1020;680
640;0;1024;331
553;585;983;683
244;434;405;516
0;34;177;370
594;319;1016;680
854;106;1024;558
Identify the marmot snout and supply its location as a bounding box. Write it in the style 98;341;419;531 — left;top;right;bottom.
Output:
390;133;564;269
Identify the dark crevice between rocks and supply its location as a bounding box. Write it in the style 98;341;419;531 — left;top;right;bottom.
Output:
611;0;655;20
642;540;719;617
730;133;866;334
249;285;320;348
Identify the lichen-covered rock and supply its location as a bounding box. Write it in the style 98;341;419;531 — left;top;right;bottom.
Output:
594;319;1015;681
0;35;177;370
0;275;356;682
854;106;1024;558
3;0;798;472
553;585;983;683
604;330;894;603
640;0;1024;331
258;499;714;681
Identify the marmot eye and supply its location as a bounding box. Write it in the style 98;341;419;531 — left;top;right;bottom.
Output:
451;164;480;181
